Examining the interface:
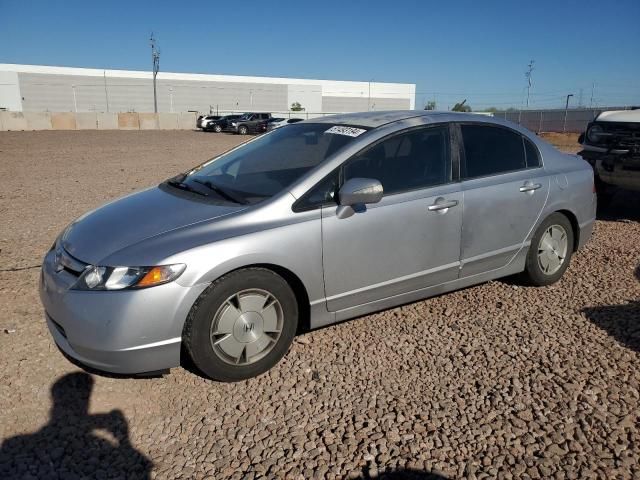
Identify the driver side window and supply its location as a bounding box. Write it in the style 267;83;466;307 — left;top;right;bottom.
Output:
343;126;451;195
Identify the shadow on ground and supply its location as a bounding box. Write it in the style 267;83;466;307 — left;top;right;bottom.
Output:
597;189;640;222
0;372;152;480
581;264;640;353
356;468;449;479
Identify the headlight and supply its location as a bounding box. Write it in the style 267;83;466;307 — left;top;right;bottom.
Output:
587;124;604;143
73;264;186;291
231;122;237;127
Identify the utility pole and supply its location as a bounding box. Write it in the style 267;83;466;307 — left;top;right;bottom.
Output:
589;82;595;108
150;33;160;113
578;88;584;107
103;70;109;112
563;94;574;132
525;60;534;108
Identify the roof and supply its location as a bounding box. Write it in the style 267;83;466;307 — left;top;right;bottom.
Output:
0;63;415;91
308;110;502;128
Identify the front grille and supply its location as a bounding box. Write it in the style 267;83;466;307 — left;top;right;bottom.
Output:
593;122;640;151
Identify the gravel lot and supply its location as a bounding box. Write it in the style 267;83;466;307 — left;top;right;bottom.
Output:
0;130;638;479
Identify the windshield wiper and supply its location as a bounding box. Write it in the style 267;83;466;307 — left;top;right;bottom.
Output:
166;179;208;197
192;178;248;204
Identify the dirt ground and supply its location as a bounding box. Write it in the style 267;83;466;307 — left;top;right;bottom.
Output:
0;130;639;479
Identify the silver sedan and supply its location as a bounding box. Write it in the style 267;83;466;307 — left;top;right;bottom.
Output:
40;111;596;381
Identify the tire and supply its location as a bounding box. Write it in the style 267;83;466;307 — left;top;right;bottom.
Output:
238;125;248;135
522;213;574;286
183;268;298;381
213;124;222;133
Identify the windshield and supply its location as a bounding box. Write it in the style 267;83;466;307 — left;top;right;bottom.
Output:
179;123;367;204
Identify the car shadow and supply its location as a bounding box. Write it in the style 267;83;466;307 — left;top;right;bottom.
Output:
0;372;152;479
597;189;640;222
355;467;449;479
580;264;640;353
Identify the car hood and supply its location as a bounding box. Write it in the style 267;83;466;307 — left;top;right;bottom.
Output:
596;110;640;123
61;186;244;265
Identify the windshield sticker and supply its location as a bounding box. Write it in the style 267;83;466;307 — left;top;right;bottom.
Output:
325;126;367;137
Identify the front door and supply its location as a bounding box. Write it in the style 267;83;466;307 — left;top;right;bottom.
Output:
321;125;463;312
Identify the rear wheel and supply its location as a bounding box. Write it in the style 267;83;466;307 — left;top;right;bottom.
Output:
183;268;298;381
238;125;248;135
213;124;222;133
522;213;574;286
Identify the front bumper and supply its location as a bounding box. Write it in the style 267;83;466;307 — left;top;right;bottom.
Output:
579;148;640;192
39;249;207;374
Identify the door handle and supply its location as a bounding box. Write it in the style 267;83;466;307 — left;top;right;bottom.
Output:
428;199;458;211
519;183;542;193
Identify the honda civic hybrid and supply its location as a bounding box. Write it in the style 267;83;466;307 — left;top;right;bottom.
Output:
40;111;596;381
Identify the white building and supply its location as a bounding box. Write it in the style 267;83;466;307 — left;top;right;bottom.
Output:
0;64;415;115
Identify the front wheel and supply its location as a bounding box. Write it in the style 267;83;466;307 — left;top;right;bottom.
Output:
213;124;222;133
183;268;298;381
521;213;574;286
238;125;248;135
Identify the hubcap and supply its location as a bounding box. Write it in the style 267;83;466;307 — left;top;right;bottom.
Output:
209;289;283;365
537;225;568;275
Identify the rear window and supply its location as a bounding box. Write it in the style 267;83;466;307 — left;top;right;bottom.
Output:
461;124;527;179
524;138;541;168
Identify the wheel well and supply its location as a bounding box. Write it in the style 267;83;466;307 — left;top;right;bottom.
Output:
556;209;580;251
231;263;310;333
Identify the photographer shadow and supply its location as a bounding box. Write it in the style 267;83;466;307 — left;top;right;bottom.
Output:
581;264;640;354
0;372;152;479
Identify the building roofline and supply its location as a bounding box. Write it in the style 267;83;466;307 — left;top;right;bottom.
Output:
0;63;415;91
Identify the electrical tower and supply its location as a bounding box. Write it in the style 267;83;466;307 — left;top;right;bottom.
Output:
150;33;160;113
525;60;534;108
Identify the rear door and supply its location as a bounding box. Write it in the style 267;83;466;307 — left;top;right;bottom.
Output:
457;123;549;277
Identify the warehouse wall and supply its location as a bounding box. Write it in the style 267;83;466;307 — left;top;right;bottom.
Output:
18;73;292;113
1;64;415;114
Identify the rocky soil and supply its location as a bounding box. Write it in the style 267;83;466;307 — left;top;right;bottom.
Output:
0;130;638;479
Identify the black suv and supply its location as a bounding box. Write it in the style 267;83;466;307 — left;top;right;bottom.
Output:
578;109;640;201
228;113;272;135
204;114;242;133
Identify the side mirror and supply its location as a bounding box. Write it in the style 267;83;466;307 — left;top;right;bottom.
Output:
336;178;383;219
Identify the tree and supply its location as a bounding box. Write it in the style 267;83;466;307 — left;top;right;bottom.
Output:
451;99;471;112
424;100;436;110
290;102;304;111
484;107;499;113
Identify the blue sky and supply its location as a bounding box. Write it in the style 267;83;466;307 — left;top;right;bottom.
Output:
1;0;639;110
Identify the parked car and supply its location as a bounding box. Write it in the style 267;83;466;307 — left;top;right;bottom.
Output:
229;112;272;134
196;115;221;129
265;117;304;132
40;111;595;381
578;109;640;201
203;114;242;133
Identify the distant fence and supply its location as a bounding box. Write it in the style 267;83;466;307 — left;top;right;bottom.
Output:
493;106;634;133
0;111;198;131
0;110;344;131
3;107;635;132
